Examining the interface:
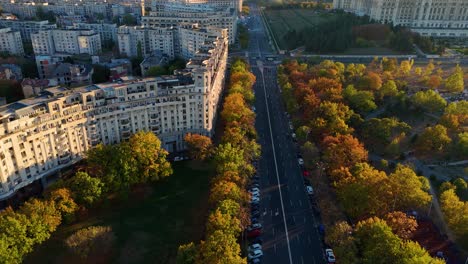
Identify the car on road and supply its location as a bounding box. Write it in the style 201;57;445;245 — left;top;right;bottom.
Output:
249;187;260;193
319;224;325;235
250;183;260;188
251;196;260;204
298;158;304;166
246;223;262;232
250;191;260;198
248;243;262;252
251;210;260;217
248;258;261;264
325;248;336;263
247;229;261;238
248;249;263;260
306;185;314;195
303;170;310;177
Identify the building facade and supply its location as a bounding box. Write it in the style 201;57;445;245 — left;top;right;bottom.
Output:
0;19;56;42
32;29;102;55
333;0;468;38
0;31;228;200
72;22;118;43
0;28;24;55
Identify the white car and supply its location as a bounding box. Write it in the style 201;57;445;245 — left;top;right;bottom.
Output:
306;185;314;195
246;223;262;232
248;243;262;252
298;158;304;165
249;187;260;193
248;249;263;260
325;249;336;263
251;196;260;204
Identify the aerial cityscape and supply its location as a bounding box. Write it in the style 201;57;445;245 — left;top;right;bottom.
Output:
0;0;467;263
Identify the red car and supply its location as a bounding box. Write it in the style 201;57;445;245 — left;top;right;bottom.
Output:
303;170;310;177
247;229;261;238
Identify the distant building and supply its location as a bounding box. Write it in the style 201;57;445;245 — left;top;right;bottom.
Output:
32;29;102;55
72;23;118;43
57;15;86;28
333;0;468;38
101;58;133;81
0;28;24;56
50;63;93;87
0;19;56;42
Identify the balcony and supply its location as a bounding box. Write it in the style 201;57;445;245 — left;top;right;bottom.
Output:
122;131;131;139
150;114;158;119
121;125;131;132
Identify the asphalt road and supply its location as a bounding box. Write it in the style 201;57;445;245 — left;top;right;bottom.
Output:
244;4;325;264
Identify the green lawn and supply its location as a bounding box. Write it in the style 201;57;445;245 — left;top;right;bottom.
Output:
24;161;213;264
264;9;334;49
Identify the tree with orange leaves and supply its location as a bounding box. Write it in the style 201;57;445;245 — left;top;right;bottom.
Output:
184;133;213;161
309;77;343;102
322;134;368;170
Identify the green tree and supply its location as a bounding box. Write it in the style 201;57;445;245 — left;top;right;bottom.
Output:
361;118;411;146
301;141;320;168
387;165;432;212
45;188;78;222
322;134;368;171
0;209;35;264
177;242;198;264
411;90;447;113
311;101;355;136
343;85;377;114
184;133;213;161
296;126;311;143
440;189;468;236
67;172;103;207
378;80;399;100
92;65;110;83
146;66;167;77
209;181;244;206
198;230;244;264
416;125;452;154
122;14;137;26
325;221;359;264
206;209;241;236
457;132;468;157
445;65;464;93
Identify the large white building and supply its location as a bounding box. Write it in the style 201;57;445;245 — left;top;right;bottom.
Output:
0;29;228;200
0;28;24;55
141;6;237;44
32;29;102;55
333;0;468;38
117;23;226;60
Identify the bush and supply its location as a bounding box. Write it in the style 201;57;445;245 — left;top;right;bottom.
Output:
65;226;115;259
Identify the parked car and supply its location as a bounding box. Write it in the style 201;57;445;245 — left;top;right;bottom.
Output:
248;249;263;260
249;187;260;193
251;196;260;204
251;237;263;245
298;158;304;166
249;258;261;264
246;223;262;232
248;243;262;252
247;229;261;238
306;185;314;195
319;224;325;235
325;248;336;263
303;170;310;177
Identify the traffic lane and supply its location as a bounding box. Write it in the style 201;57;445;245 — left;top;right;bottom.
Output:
252;67;291;263
261;67;325;263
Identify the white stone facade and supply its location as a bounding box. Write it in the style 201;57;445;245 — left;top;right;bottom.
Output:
0;32;228;200
333;0;468;38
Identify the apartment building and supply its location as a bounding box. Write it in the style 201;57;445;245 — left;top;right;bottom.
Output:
0;28;24;55
0;19;56;42
0;31;228;200
32;29;102;55
333;0;468;38
117;26;175;58
73;23;117;43
148;0;242;13
142;7;237;44
117;24;226;60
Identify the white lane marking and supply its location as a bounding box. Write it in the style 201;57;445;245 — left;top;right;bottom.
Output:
290;200;293;206
258;50;293;264
299;200;302;207
273;227;275;236
301;256;304;264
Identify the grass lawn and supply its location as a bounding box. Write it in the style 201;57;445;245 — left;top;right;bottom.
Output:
24;160;214;264
264;9;334;49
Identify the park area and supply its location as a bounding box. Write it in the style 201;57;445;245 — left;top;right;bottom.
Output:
263;8;414;54
264;9;331;49
24;161;213;264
